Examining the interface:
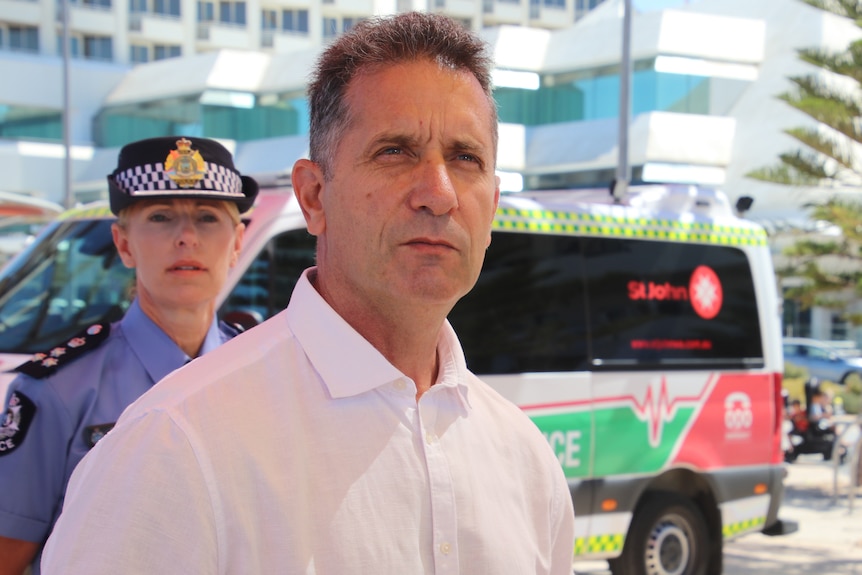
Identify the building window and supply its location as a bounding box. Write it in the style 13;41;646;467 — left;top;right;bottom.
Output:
282;8;308;33
342;17;358;33
154;0;181;16
219;0;246;25
575;0;605;20
83;35;113;61
322;17;337;38
59;34;111;60
5;25;39;53
78;0;112;8
130;44;149;63
543;0;564;7
154;44;180;60
198;0;215;22
129;0;146;12
261;9;277;30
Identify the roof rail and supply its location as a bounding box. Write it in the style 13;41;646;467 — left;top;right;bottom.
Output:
626;185;733;218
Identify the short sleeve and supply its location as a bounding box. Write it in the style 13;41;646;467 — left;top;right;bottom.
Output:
41;409;220;574
0;375;74;542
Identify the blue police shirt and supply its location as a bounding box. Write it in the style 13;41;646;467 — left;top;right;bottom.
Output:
0;299;237;573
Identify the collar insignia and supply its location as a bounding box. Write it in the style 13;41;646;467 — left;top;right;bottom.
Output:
85;422;116;449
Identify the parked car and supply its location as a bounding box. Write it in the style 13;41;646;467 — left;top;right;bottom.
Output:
782;337;862;384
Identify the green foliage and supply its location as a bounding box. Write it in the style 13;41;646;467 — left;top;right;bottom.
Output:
836;373;862;413
782;365;860;414
784;361;809;381
774;200;862;317
748;1;862;323
746;1;862;188
783;375;806;404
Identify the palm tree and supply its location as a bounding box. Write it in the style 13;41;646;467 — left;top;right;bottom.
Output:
749;0;862;324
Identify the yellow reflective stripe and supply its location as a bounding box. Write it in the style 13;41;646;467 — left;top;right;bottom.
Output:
722;516;766;538
574;534;625;555
58;204;114;220
493;207;767;247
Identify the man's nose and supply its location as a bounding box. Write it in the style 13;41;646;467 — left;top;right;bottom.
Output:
411;159;459;215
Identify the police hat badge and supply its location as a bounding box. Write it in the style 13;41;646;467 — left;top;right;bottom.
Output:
165;138;206;188
107;136;258;215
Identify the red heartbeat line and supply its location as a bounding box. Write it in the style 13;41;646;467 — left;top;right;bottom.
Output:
520;375;713;446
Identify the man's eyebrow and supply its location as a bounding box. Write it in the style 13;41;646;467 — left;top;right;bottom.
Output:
449;139;486;154
366;133;420;150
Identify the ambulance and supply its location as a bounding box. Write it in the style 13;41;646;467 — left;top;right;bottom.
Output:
0;183;795;574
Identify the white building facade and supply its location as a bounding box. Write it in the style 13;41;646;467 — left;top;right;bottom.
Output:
2;0;862;340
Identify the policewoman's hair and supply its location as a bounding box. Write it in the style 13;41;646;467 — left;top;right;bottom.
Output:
107;137;258;216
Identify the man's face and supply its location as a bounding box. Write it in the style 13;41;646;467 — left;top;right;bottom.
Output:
304;59;500;314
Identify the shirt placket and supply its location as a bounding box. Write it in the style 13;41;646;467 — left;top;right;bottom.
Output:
418;391;460;575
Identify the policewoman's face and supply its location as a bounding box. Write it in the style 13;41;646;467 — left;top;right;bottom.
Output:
112;199;244;313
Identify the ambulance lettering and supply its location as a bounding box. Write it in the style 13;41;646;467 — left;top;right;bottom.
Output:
627;265;723;320
545;429;582;469
724;391;753;441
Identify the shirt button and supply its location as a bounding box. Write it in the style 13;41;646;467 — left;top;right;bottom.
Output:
425;433;437;445
440;542;451;555
394;380;406;391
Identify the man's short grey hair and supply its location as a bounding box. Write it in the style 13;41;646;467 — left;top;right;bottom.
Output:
306;12;498;179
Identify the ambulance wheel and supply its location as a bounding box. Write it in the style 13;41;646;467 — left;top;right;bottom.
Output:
609;492;709;575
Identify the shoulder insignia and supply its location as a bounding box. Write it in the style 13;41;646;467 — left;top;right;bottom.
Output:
14;323;111;379
0;391;37;456
84;422;116;449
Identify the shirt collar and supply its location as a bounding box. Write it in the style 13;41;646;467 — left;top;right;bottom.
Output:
121;299;221;384
287;268;471;407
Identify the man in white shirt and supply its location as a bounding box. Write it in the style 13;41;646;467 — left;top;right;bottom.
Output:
42;12;575;574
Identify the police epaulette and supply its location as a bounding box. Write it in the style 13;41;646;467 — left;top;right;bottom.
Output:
15;323;111;379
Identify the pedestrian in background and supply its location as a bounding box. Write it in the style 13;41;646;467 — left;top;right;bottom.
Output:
42;13;575;574
0;136;256;574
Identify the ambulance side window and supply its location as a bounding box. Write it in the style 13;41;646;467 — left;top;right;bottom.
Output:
584;238;763;369
220;228;316;324
448;231;589;375
0;219;132;354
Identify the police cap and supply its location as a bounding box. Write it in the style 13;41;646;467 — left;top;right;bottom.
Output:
107;136;258;216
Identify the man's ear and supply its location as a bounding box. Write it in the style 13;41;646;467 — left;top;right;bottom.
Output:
111;223;136;269
486;176;501;249
292;159;326;236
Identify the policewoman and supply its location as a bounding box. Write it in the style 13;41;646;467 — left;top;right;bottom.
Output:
0;136;257;575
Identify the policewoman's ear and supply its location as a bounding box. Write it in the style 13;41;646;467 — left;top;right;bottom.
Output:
111;221;137;269
292;158;326;237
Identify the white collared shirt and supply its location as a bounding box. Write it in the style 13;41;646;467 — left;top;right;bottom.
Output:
43;268;574;575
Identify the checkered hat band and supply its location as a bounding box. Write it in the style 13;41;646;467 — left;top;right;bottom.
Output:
113;162;244;199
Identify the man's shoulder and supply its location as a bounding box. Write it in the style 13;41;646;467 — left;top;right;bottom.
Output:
463;372;537;422
121;311;294;417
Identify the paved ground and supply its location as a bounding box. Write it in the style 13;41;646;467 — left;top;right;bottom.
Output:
722;455;862;574
574;450;862;574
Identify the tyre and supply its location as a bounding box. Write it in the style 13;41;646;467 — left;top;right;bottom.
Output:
609;492;709;575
